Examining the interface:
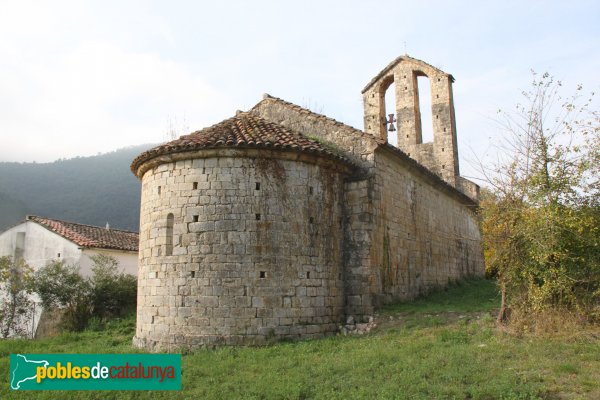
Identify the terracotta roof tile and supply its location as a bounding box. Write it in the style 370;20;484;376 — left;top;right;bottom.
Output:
27;216;139;252
131;112;352;175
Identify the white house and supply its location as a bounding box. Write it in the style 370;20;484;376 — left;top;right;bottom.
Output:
0;215;139;337
0;215;139;276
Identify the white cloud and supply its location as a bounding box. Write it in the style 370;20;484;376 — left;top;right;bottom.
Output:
0;40;233;162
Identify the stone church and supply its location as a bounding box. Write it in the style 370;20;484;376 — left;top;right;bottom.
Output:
131;55;484;350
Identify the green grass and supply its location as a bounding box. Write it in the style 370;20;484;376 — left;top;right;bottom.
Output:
381;278;501;314
2;278;599;399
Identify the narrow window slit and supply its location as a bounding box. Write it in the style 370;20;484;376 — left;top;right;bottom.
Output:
166;213;174;256
255;213;261;220
193;182;198;190
255;182;260;190
193;215;199;222
259;271;266;279
191;271;195;278
306;272;311;279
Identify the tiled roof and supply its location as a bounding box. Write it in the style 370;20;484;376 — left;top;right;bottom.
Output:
131;112;352;175
27;216;139;252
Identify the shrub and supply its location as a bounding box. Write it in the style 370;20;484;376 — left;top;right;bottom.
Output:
34;260;93;331
0;256;34;338
89;254;137;319
478;72;600;324
33;255;137;332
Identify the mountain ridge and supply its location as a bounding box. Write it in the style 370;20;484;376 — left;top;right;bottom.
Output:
0;144;157;232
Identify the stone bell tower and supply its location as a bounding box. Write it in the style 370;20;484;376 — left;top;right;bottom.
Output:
362;55;460;186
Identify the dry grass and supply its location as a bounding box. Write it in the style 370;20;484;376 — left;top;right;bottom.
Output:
500;308;599;340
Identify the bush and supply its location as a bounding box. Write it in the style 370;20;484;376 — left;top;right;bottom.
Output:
0;256;34;338
34;260;93;331
478;72;600;324
33;256;137;332
89;254;137;319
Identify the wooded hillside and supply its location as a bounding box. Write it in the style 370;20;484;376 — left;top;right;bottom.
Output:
0;144;155;232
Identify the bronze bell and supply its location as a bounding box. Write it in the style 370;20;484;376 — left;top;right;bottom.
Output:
387;113;396;132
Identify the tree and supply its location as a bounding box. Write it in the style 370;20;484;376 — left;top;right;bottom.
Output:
0;256;34;338
33;256;137;332
89;254;137;319
33;260;92;331
477;72;600;324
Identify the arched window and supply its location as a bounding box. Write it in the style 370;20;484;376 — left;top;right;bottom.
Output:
416;74;434;143
166;213;174;256
383;78;397;146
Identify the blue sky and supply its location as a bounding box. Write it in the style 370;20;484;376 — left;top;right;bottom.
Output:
1;0;598;180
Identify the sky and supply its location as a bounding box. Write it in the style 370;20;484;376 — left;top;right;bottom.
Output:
1;0;599;181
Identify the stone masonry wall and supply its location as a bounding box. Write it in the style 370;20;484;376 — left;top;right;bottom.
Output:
362;56;460;186
251;99;381;317
251;96;379;170
369;148;484;305
252;97;484;316
343;177;377;317
134;151;347;350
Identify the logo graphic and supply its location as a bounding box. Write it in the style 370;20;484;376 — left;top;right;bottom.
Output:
9;354;181;391
11;354;49;390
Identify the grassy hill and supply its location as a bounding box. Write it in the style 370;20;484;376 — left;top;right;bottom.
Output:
1;279;599;399
0;144;156;232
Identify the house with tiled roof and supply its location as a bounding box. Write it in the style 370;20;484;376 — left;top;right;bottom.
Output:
0;215;139;337
131;55;484;350
0;215;139;276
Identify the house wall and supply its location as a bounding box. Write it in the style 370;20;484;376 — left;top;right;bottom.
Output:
134;150;348;351
0;221;139;338
0;221;81;338
81;248;139;277
0;221;82;270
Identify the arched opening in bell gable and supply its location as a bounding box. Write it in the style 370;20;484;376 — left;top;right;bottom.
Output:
415;73;434;144
381;75;398;146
